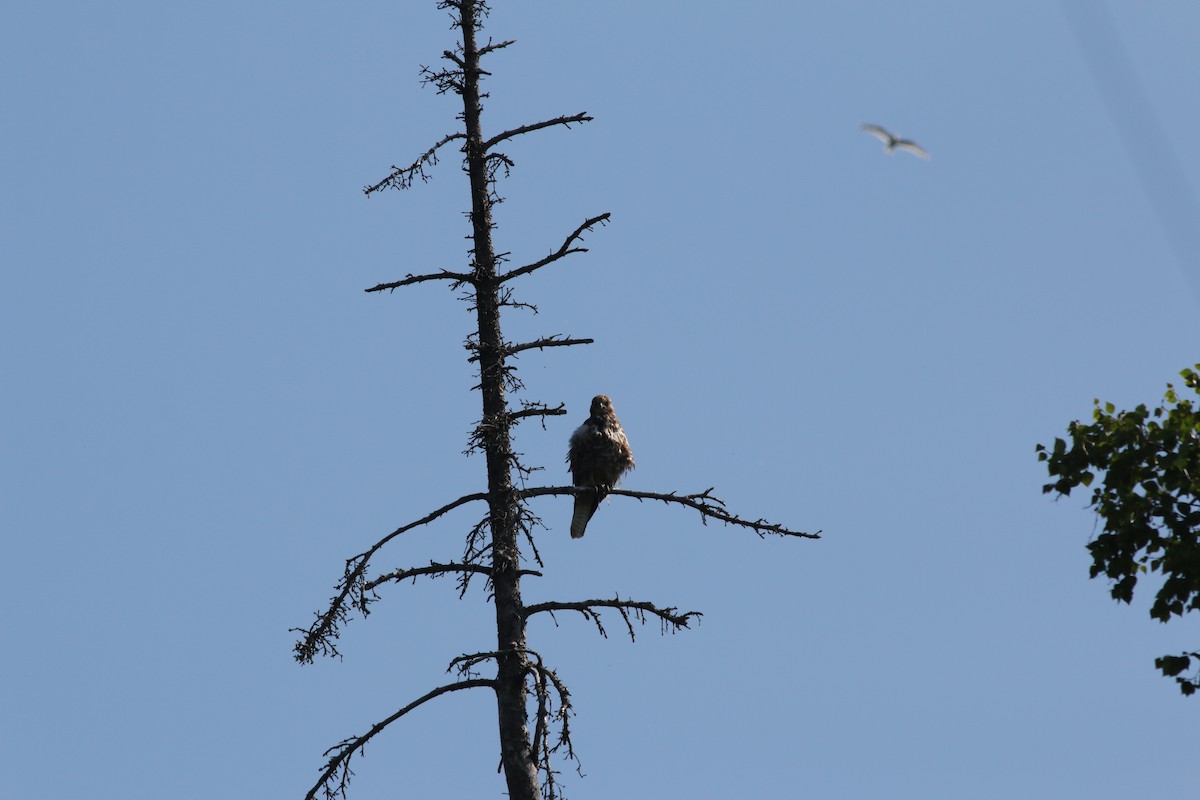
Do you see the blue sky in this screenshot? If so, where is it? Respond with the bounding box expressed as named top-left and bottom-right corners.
top-left (3, 2), bottom-right (1198, 798)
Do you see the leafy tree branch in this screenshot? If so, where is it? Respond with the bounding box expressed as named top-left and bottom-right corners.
top-left (1039, 364), bottom-right (1200, 695)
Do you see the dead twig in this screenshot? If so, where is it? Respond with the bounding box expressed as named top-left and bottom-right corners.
top-left (499, 213), bottom-right (611, 282)
top-left (484, 112), bottom-right (593, 151)
top-left (364, 132), bottom-right (467, 196)
top-left (291, 492), bottom-right (488, 664)
top-left (365, 268), bottom-right (474, 294)
top-left (306, 678), bottom-right (495, 800)
top-left (525, 596), bottom-right (701, 640)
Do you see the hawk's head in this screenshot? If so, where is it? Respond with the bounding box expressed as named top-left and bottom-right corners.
top-left (590, 395), bottom-right (614, 419)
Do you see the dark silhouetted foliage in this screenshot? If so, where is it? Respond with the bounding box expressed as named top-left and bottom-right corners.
top-left (1039, 365), bottom-right (1200, 696)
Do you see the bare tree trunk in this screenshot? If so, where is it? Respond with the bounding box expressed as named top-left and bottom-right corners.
top-left (457, 2), bottom-right (540, 798)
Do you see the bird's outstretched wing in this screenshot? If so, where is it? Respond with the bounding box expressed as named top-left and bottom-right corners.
top-left (894, 139), bottom-right (932, 160)
top-left (860, 123), bottom-right (894, 144)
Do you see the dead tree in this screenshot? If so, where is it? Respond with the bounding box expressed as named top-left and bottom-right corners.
top-left (292, 3), bottom-right (819, 799)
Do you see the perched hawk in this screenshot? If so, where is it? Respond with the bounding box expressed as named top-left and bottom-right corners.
top-left (566, 394), bottom-right (634, 538)
top-left (860, 123), bottom-right (931, 160)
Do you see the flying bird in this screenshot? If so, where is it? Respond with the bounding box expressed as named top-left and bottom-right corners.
top-left (566, 394), bottom-right (634, 539)
top-left (860, 123), bottom-right (931, 160)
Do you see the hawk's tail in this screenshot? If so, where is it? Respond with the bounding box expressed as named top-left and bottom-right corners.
top-left (570, 489), bottom-right (604, 539)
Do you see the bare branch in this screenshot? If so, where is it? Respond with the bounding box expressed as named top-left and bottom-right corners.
top-left (419, 63), bottom-right (464, 96)
top-left (364, 268), bottom-right (474, 294)
top-left (510, 402), bottom-right (567, 423)
top-left (524, 596), bottom-right (701, 640)
top-left (291, 492), bottom-right (488, 664)
top-left (306, 679), bottom-right (495, 800)
top-left (466, 402), bottom-right (565, 460)
top-left (460, 514), bottom-right (492, 575)
top-left (520, 486), bottom-right (821, 539)
top-left (506, 336), bottom-right (595, 359)
top-left (366, 560), bottom-right (543, 594)
top-left (514, 503), bottom-right (547, 570)
top-left (467, 335), bottom-right (594, 363)
top-left (524, 650), bottom-right (576, 798)
top-left (497, 285), bottom-right (538, 312)
top-left (485, 151), bottom-right (514, 187)
top-left (363, 132), bottom-right (467, 196)
top-left (498, 213), bottom-right (611, 282)
top-left (484, 112), bottom-right (593, 151)
top-left (479, 38), bottom-right (515, 57)
top-left (447, 649), bottom-right (503, 678)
